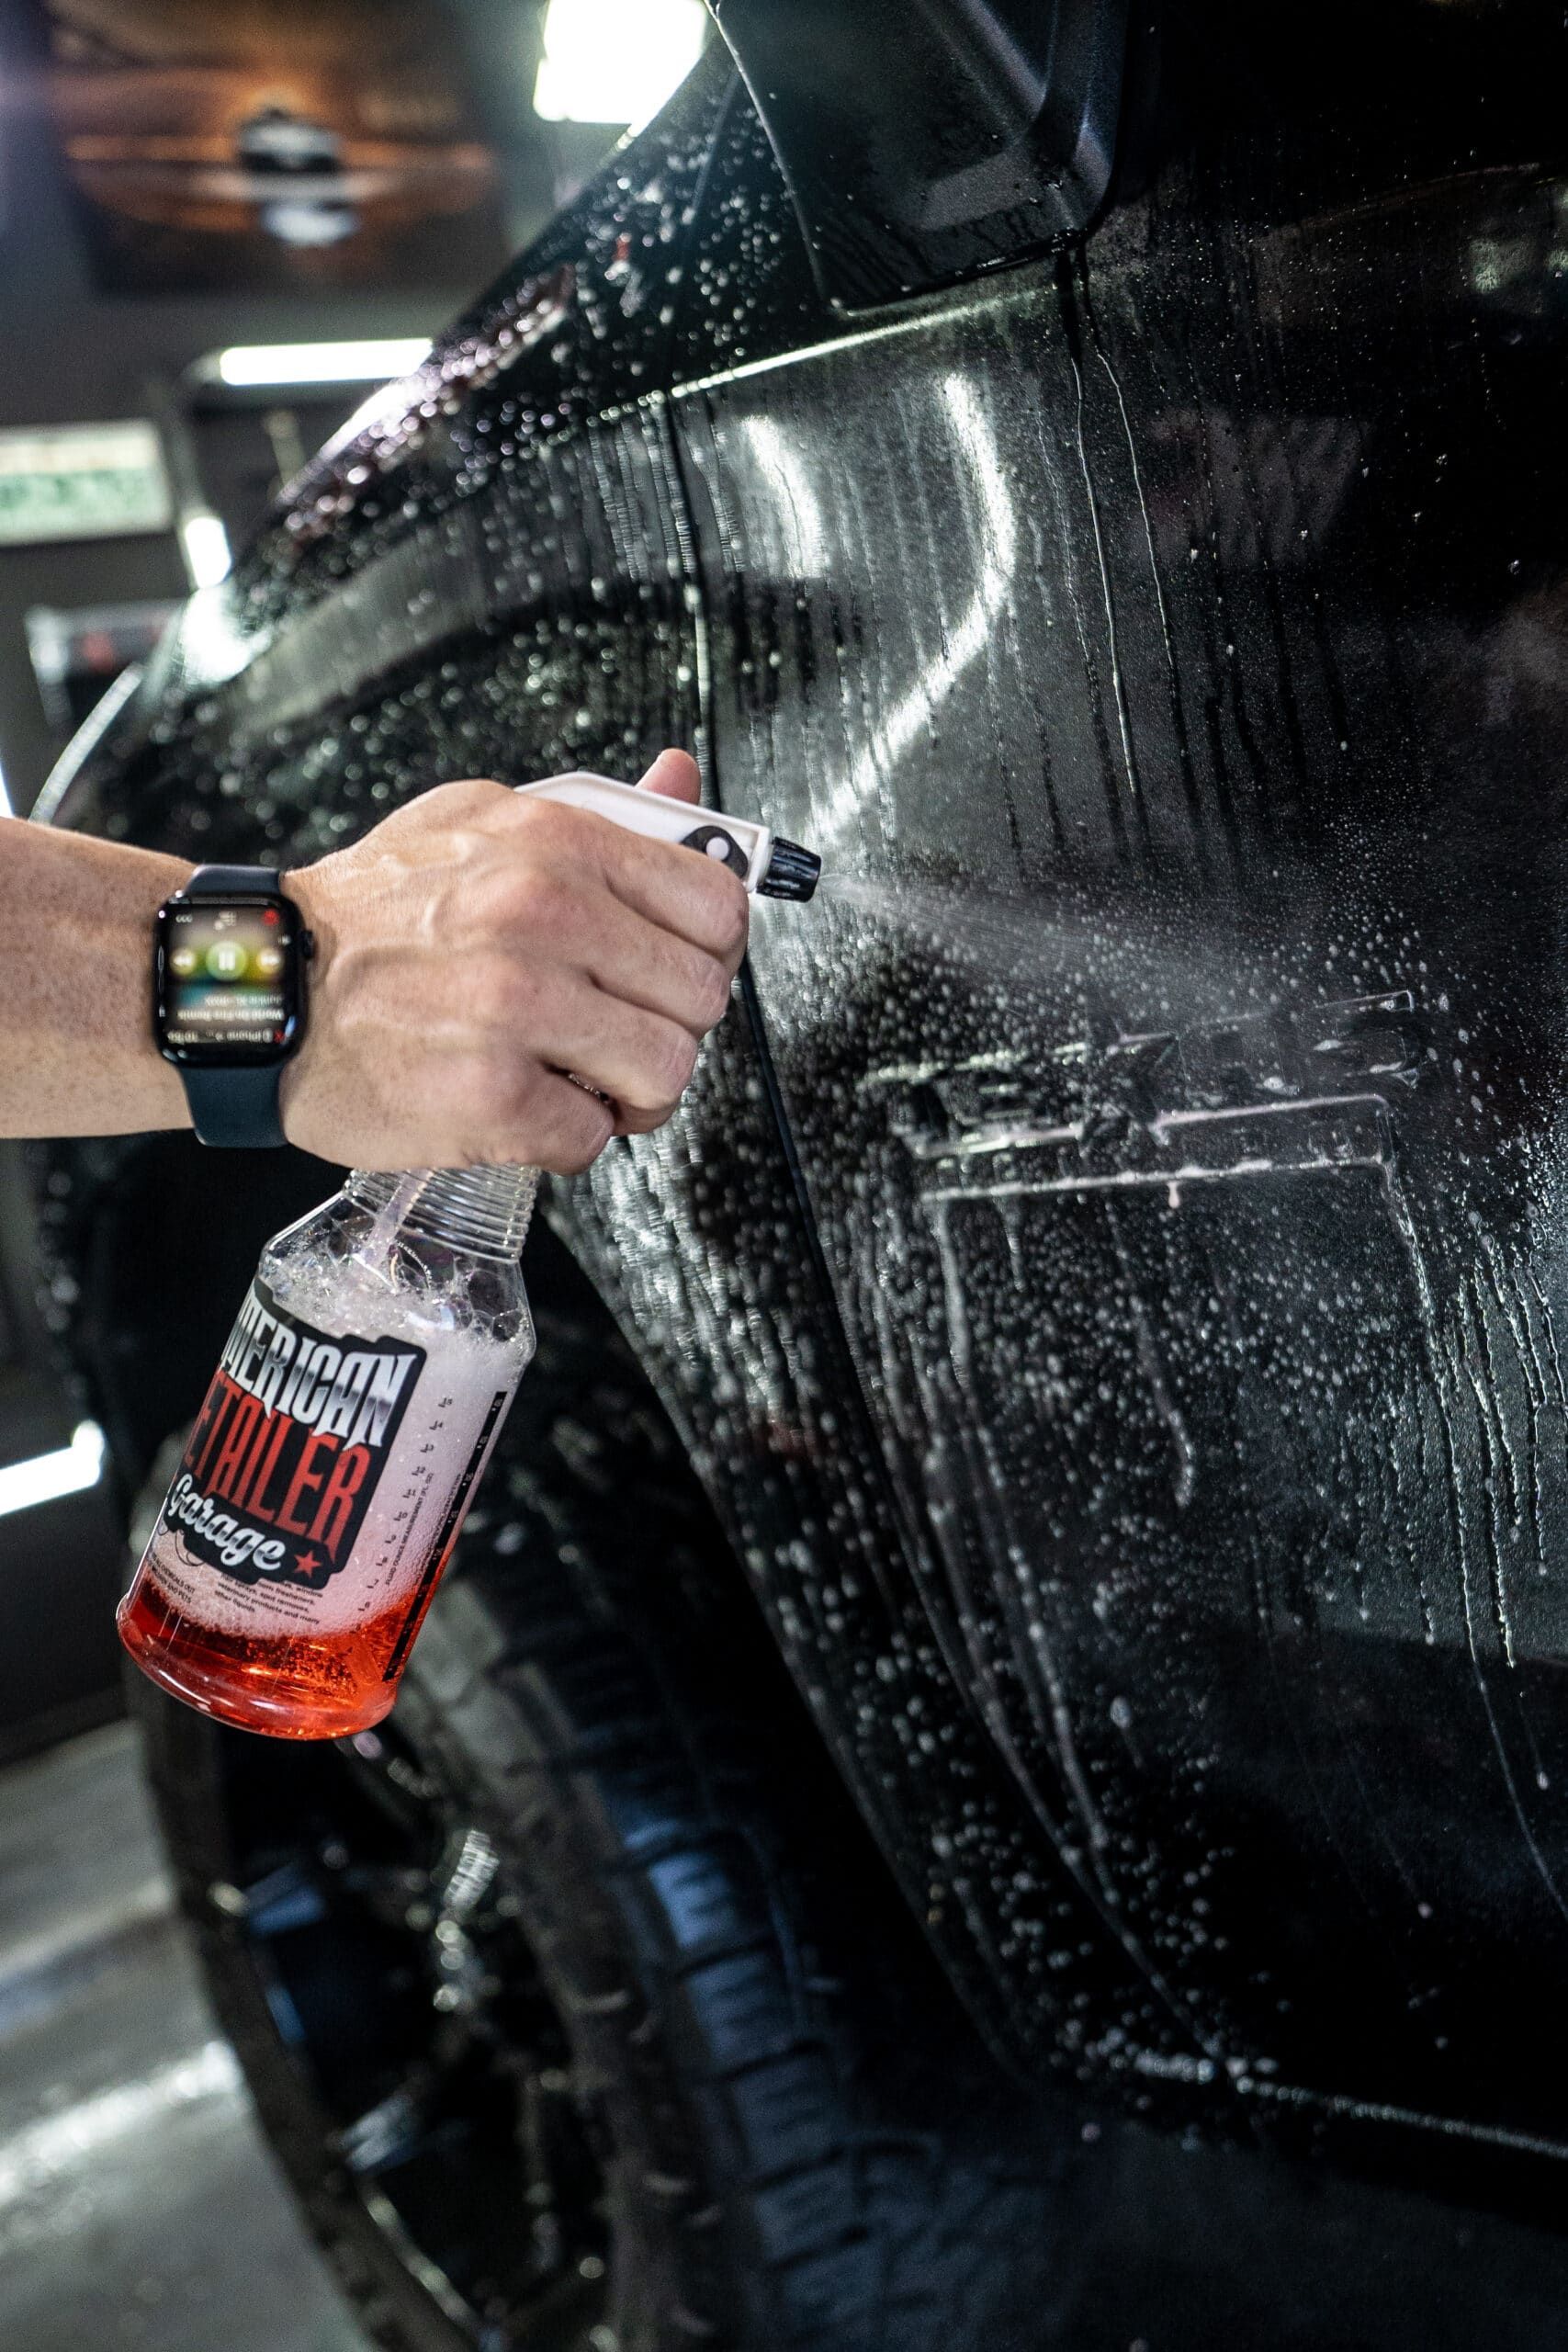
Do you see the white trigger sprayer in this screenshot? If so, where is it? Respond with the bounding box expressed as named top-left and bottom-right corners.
top-left (119, 774), bottom-right (820, 1739)
top-left (517, 770), bottom-right (821, 899)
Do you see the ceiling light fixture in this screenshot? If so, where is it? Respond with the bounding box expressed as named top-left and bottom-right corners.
top-left (532, 0), bottom-right (707, 130)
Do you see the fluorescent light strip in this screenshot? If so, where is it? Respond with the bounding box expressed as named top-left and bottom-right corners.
top-left (0, 1423), bottom-right (106, 1520)
top-left (214, 339), bottom-right (432, 389)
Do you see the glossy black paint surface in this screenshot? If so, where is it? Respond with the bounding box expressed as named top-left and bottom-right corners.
top-left (709, 0), bottom-right (1128, 308)
top-left (39, 3), bottom-right (1568, 2182)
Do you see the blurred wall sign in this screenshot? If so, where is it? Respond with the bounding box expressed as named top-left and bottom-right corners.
top-left (0, 422), bottom-right (174, 546)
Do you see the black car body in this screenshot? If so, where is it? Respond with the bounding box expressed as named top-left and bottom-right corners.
top-left (31, 0), bottom-right (1568, 2338)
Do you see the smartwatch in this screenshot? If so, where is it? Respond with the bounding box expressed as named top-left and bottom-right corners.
top-left (153, 865), bottom-right (312, 1148)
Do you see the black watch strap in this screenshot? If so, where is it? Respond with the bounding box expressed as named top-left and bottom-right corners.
top-left (182, 1063), bottom-right (288, 1149)
top-left (177, 865), bottom-right (290, 1148)
top-left (184, 864), bottom-right (284, 897)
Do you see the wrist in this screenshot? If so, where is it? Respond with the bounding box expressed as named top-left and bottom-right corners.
top-left (279, 863), bottom-right (331, 967)
top-left (276, 863), bottom-right (330, 1150)
top-left (142, 857), bottom-right (198, 1129)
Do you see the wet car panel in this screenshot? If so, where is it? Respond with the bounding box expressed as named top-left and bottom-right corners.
top-left (668, 6), bottom-right (1568, 2151)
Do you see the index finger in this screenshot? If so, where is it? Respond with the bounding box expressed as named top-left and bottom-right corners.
top-left (594, 820), bottom-right (750, 967)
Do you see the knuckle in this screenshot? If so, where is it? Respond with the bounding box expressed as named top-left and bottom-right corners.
top-left (542, 1102), bottom-right (614, 1175)
top-left (651, 1022), bottom-right (699, 1101)
top-left (468, 1049), bottom-right (530, 1133)
top-left (502, 859), bottom-right (570, 933)
top-left (711, 877), bottom-right (750, 958)
top-left (700, 959), bottom-right (734, 1028)
top-left (468, 953), bottom-right (528, 1031)
top-left (451, 823), bottom-right (492, 872)
top-left (515, 798), bottom-right (593, 862)
top-left (672, 944), bottom-right (729, 1030)
top-left (436, 775), bottom-right (511, 821)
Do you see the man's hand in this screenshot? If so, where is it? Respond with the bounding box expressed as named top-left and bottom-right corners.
top-left (280, 751), bottom-right (749, 1172)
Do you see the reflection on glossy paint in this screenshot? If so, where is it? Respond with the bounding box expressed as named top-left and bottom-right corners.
top-left (817, 371), bottom-right (1017, 854)
top-left (737, 414), bottom-right (829, 578)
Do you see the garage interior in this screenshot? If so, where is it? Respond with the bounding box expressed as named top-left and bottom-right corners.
top-left (4, 5), bottom-right (1568, 2349)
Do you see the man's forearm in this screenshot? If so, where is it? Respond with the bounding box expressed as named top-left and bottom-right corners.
top-left (0, 819), bottom-right (194, 1138)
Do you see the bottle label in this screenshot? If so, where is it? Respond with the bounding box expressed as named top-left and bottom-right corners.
top-left (380, 1383), bottom-right (510, 1679)
top-left (160, 1278), bottom-right (426, 1595)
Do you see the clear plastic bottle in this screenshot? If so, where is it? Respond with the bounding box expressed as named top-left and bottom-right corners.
top-left (118, 1165), bottom-right (537, 1739)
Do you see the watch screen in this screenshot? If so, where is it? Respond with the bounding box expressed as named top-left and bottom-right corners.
top-left (162, 903), bottom-right (295, 1054)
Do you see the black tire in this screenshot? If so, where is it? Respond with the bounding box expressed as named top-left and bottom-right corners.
top-left (132, 1252), bottom-right (1098, 2352)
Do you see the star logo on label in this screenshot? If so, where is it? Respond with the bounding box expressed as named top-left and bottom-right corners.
top-left (295, 1549), bottom-right (323, 1577)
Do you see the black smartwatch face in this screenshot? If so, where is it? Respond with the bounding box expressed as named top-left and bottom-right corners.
top-left (155, 896), bottom-right (303, 1066)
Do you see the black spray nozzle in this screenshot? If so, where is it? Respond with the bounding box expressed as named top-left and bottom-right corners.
top-left (760, 837), bottom-right (821, 901)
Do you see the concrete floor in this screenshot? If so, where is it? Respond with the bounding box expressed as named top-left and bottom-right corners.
top-left (0, 1719), bottom-right (370, 2352)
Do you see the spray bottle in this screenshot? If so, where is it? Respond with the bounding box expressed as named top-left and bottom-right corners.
top-left (118, 774), bottom-right (819, 1740)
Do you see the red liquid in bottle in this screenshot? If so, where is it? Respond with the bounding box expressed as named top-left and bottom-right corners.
top-left (118, 1566), bottom-right (451, 1740)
